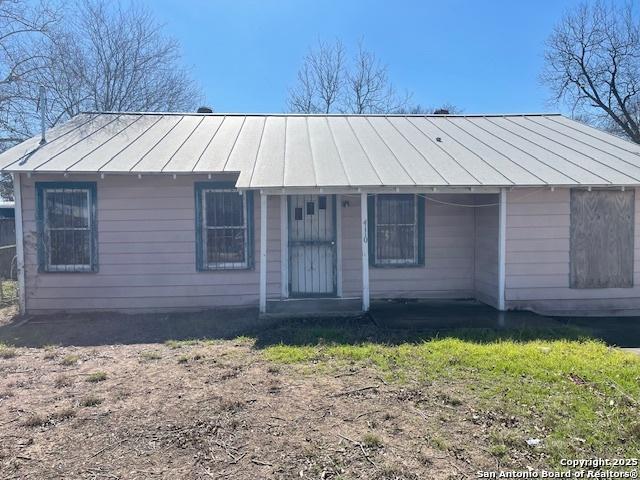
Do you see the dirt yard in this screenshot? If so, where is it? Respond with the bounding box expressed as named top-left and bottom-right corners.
top-left (0, 340), bottom-right (480, 479)
top-left (1, 308), bottom-right (639, 479)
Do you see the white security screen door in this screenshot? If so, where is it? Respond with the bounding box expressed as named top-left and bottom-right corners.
top-left (288, 195), bottom-right (337, 297)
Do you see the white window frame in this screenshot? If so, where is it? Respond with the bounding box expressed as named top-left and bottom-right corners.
top-left (374, 194), bottom-right (419, 266)
top-left (43, 188), bottom-right (93, 272)
top-left (202, 188), bottom-right (249, 270)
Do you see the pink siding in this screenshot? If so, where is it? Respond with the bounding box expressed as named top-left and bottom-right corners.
top-left (20, 175), bottom-right (499, 313)
top-left (506, 188), bottom-right (640, 315)
top-left (367, 194), bottom-right (476, 299)
top-left (340, 194), bottom-right (362, 298)
top-left (474, 195), bottom-right (499, 308)
top-left (20, 174), bottom-right (281, 313)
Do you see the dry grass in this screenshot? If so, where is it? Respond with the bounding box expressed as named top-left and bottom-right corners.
top-left (80, 395), bottom-right (102, 407)
top-left (0, 319), bottom-right (638, 479)
top-left (60, 354), bottom-right (79, 366)
top-left (85, 371), bottom-right (107, 383)
top-left (0, 342), bottom-right (16, 358)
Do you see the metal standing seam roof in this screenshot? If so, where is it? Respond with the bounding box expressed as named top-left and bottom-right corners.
top-left (2, 112), bottom-right (640, 188)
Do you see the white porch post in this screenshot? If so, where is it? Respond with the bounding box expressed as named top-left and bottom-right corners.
top-left (498, 188), bottom-right (507, 311)
top-left (361, 192), bottom-right (370, 311)
top-left (280, 193), bottom-right (288, 299)
top-left (13, 173), bottom-right (25, 314)
top-left (336, 194), bottom-right (343, 297)
top-left (259, 192), bottom-right (268, 314)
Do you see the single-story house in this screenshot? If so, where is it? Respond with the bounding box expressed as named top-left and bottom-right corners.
top-left (0, 112), bottom-right (638, 316)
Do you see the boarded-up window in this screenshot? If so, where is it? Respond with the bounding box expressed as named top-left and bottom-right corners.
top-left (570, 189), bottom-right (634, 288)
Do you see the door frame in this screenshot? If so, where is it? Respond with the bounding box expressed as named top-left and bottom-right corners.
top-left (287, 194), bottom-right (338, 298)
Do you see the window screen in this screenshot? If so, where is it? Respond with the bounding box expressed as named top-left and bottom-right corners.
top-left (36, 183), bottom-right (97, 272)
top-left (373, 194), bottom-right (421, 265)
top-left (570, 189), bottom-right (634, 288)
top-left (197, 185), bottom-right (252, 270)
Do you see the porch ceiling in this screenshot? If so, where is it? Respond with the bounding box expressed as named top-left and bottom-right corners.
top-left (2, 112), bottom-right (640, 188)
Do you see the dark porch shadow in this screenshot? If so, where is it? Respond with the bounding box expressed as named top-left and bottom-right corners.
top-left (0, 307), bottom-right (264, 348)
top-left (1, 299), bottom-right (639, 348)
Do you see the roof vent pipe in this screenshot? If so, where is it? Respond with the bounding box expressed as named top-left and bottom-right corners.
top-left (197, 106), bottom-right (213, 113)
top-left (38, 85), bottom-right (47, 145)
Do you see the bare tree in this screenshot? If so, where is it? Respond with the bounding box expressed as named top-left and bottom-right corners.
top-left (0, 0), bottom-right (202, 199)
top-left (0, 0), bottom-right (56, 149)
top-left (396, 102), bottom-right (463, 115)
top-left (345, 42), bottom-right (411, 114)
top-left (288, 40), bottom-right (345, 113)
top-left (0, 0), bottom-right (57, 199)
top-left (287, 39), bottom-right (410, 114)
top-left (33, 0), bottom-right (202, 125)
top-left (543, 1), bottom-right (640, 143)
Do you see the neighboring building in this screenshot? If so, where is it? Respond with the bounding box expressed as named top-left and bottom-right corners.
top-left (0, 112), bottom-right (638, 316)
top-left (0, 201), bottom-right (15, 219)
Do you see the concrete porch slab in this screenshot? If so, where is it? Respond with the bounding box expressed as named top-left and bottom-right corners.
top-left (369, 299), bottom-right (560, 330)
top-left (265, 297), bottom-right (362, 317)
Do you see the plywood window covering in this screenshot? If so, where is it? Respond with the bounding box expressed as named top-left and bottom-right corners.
top-left (368, 194), bottom-right (425, 267)
top-left (36, 182), bottom-right (98, 273)
top-left (570, 189), bottom-right (634, 289)
top-left (195, 182), bottom-right (254, 271)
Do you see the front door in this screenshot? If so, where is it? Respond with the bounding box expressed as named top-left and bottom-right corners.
top-left (289, 195), bottom-right (337, 297)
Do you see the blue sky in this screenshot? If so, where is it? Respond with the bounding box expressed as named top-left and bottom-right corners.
top-left (147, 0), bottom-right (590, 114)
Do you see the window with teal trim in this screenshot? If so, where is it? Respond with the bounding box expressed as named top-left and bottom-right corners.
top-left (368, 194), bottom-right (425, 267)
top-left (195, 183), bottom-right (253, 270)
top-left (36, 182), bottom-right (98, 272)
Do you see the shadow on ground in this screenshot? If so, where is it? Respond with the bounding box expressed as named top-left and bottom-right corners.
top-left (1, 300), bottom-right (639, 348)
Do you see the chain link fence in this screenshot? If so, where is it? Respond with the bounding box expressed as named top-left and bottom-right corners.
top-left (0, 278), bottom-right (17, 307)
top-left (0, 217), bottom-right (17, 308)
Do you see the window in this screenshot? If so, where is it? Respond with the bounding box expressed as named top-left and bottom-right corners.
top-left (195, 183), bottom-right (253, 270)
top-left (36, 182), bottom-right (97, 272)
top-left (368, 194), bottom-right (425, 266)
top-left (570, 189), bottom-right (634, 288)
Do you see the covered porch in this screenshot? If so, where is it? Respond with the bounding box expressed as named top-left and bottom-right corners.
top-left (257, 187), bottom-right (507, 316)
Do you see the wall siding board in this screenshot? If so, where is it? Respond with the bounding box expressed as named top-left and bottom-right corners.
top-left (22, 174), bottom-right (281, 313)
top-left (474, 194), bottom-right (499, 308)
top-left (368, 194), bottom-right (476, 299)
top-left (506, 187), bottom-right (640, 314)
top-left (26, 174), bottom-right (638, 315)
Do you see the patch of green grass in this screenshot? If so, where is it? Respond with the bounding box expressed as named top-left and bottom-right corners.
top-left (86, 371), bottom-right (107, 382)
top-left (41, 344), bottom-right (61, 360)
top-left (0, 281), bottom-right (17, 306)
top-left (164, 339), bottom-right (201, 349)
top-left (263, 336), bottom-right (640, 465)
top-left (362, 432), bottom-right (383, 448)
top-left (489, 444), bottom-right (508, 458)
top-left (80, 395), bottom-right (102, 407)
top-left (165, 338), bottom-right (226, 349)
top-left (437, 392), bottom-right (463, 407)
top-left (61, 354), bottom-right (79, 366)
top-left (140, 350), bottom-right (162, 361)
top-left (0, 343), bottom-right (16, 359)
top-left (233, 335), bottom-right (254, 345)
top-left (177, 355), bottom-right (189, 364)
top-left (427, 434), bottom-right (449, 451)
